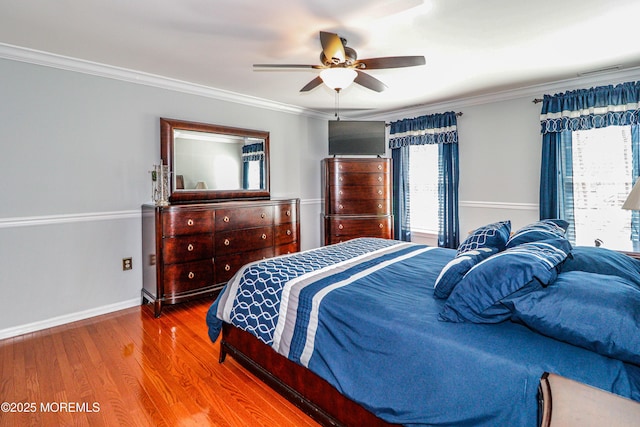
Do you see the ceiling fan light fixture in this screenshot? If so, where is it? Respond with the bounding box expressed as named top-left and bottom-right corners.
top-left (320, 68), bottom-right (357, 90)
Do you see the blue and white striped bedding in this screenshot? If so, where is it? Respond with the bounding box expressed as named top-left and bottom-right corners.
top-left (209, 238), bottom-right (427, 362)
top-left (206, 238), bottom-right (640, 426)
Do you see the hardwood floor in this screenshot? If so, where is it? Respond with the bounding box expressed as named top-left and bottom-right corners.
top-left (0, 299), bottom-right (319, 427)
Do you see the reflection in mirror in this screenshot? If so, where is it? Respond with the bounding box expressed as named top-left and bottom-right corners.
top-left (160, 118), bottom-right (270, 203)
top-left (173, 130), bottom-right (265, 191)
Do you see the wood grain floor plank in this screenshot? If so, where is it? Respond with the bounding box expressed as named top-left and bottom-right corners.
top-left (0, 300), bottom-right (318, 427)
top-left (0, 338), bottom-right (15, 427)
top-left (161, 302), bottom-right (309, 426)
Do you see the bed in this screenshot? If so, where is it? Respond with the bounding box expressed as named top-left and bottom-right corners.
top-left (206, 220), bottom-right (640, 426)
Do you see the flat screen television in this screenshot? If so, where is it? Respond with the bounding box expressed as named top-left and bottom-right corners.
top-left (328, 120), bottom-right (386, 156)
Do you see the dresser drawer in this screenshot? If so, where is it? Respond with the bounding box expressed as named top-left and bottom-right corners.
top-left (215, 206), bottom-right (274, 231)
top-left (163, 260), bottom-right (214, 296)
top-left (143, 199), bottom-right (300, 317)
top-left (329, 199), bottom-right (391, 215)
top-left (162, 235), bottom-right (213, 264)
top-left (331, 185), bottom-right (388, 201)
top-left (274, 223), bottom-right (298, 246)
top-left (163, 209), bottom-right (212, 236)
top-left (326, 216), bottom-right (393, 239)
top-left (216, 226), bottom-right (273, 254)
top-left (328, 172), bottom-right (388, 187)
top-left (274, 202), bottom-right (297, 224)
top-left (216, 247), bottom-right (275, 283)
top-left (275, 242), bottom-right (299, 256)
top-left (328, 160), bottom-right (389, 174)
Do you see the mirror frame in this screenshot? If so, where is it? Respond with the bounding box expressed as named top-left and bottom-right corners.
top-left (160, 118), bottom-right (270, 203)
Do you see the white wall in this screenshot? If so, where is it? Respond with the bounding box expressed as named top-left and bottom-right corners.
top-left (3, 49), bottom-right (640, 338)
top-left (0, 56), bottom-right (327, 338)
top-left (374, 68), bottom-right (640, 240)
top-left (456, 97), bottom-right (542, 234)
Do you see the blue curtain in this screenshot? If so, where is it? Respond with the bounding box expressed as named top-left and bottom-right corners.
top-left (539, 81), bottom-right (640, 248)
top-left (438, 142), bottom-right (459, 248)
top-left (242, 142), bottom-right (264, 189)
top-left (392, 145), bottom-right (411, 241)
top-left (389, 111), bottom-right (460, 248)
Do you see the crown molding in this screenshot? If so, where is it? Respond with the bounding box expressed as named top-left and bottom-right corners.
top-left (4, 42), bottom-right (640, 122)
top-left (362, 66), bottom-right (640, 121)
top-left (0, 43), bottom-right (328, 118)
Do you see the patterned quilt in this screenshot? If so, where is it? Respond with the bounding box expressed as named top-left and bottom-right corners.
top-left (208, 237), bottom-right (420, 363)
top-left (206, 238), bottom-right (640, 426)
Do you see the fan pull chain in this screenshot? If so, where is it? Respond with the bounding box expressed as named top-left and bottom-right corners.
top-left (334, 88), bottom-right (341, 121)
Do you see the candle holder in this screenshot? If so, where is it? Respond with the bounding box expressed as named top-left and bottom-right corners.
top-left (151, 164), bottom-right (170, 206)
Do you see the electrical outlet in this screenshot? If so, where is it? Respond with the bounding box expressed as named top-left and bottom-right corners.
top-left (122, 257), bottom-right (133, 271)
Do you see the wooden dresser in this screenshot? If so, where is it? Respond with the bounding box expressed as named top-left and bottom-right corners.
top-left (142, 198), bottom-right (300, 316)
top-left (322, 158), bottom-right (393, 245)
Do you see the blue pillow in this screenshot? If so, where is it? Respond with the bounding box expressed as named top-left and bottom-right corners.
top-left (457, 220), bottom-right (511, 255)
top-left (439, 238), bottom-right (572, 323)
top-left (560, 246), bottom-right (640, 289)
top-left (503, 271), bottom-right (640, 365)
top-left (505, 219), bottom-right (569, 249)
top-left (433, 247), bottom-right (497, 299)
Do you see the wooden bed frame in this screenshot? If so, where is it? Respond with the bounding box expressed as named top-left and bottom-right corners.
top-left (219, 323), bottom-right (398, 427)
top-left (218, 250), bottom-right (640, 426)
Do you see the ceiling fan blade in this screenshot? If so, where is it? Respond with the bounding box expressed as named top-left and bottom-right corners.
top-left (300, 76), bottom-right (324, 92)
top-left (354, 70), bottom-right (387, 92)
top-left (357, 56), bottom-right (426, 69)
top-left (253, 64), bottom-right (322, 69)
top-left (319, 31), bottom-right (345, 64)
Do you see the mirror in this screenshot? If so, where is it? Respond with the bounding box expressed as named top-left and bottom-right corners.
top-left (161, 118), bottom-right (270, 203)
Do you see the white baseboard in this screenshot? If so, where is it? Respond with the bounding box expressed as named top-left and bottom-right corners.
top-left (0, 298), bottom-right (141, 340)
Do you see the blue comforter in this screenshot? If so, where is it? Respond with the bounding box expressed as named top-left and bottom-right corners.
top-left (207, 238), bottom-right (640, 426)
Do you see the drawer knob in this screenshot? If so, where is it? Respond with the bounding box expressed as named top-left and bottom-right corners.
top-left (338, 164), bottom-right (343, 169)
top-left (286, 229), bottom-right (292, 236)
top-left (261, 233), bottom-right (267, 240)
top-left (339, 190), bottom-right (343, 195)
top-left (224, 238), bottom-right (230, 246)
top-left (378, 190), bottom-right (383, 195)
top-left (188, 272), bottom-right (195, 279)
top-left (187, 219), bottom-right (194, 226)
top-left (379, 223), bottom-right (384, 228)
top-left (261, 212), bottom-right (267, 219)
top-left (339, 176), bottom-right (343, 181)
top-left (224, 264), bottom-right (231, 271)
top-left (338, 204), bottom-right (343, 210)
top-left (338, 224), bottom-right (344, 230)
top-left (378, 176), bottom-right (383, 182)
top-left (377, 164), bottom-right (383, 170)
top-left (187, 244), bottom-right (194, 251)
top-left (223, 216), bottom-right (230, 222)
top-left (286, 210), bottom-right (291, 216)
top-left (378, 204), bottom-right (383, 209)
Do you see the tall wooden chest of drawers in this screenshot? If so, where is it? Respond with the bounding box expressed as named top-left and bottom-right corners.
top-left (322, 158), bottom-right (393, 245)
top-left (142, 198), bottom-right (299, 316)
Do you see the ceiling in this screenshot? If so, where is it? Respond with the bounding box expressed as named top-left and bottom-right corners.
top-left (3, 0), bottom-right (640, 117)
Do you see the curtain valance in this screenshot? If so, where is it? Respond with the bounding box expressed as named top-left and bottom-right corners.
top-left (389, 111), bottom-right (458, 148)
top-left (242, 142), bottom-right (264, 162)
top-left (540, 81), bottom-right (640, 134)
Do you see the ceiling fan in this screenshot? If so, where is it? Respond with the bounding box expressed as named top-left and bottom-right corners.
top-left (254, 31), bottom-right (426, 93)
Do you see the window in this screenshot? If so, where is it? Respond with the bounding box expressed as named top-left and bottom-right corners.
top-left (246, 160), bottom-right (262, 189)
top-left (409, 144), bottom-right (439, 234)
top-left (570, 126), bottom-right (633, 250)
